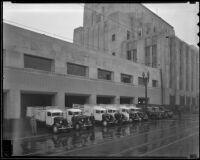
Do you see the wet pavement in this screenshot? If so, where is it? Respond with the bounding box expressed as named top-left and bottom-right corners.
top-left (6, 114), bottom-right (199, 158)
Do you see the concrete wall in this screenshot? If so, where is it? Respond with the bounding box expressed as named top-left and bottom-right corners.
top-left (3, 23), bottom-right (162, 119)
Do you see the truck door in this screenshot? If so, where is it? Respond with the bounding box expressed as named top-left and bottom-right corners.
top-left (46, 112), bottom-right (53, 126)
top-left (67, 111), bottom-right (73, 123)
top-left (95, 110), bottom-right (102, 121)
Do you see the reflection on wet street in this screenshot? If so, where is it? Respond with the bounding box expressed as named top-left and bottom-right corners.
top-left (12, 115), bottom-right (199, 158)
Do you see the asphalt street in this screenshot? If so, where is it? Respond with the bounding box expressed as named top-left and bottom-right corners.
top-left (11, 114), bottom-right (199, 158)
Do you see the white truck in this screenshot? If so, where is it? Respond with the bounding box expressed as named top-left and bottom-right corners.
top-left (103, 105), bottom-right (127, 124)
top-left (62, 107), bottom-right (93, 130)
top-left (26, 106), bottom-right (70, 133)
top-left (118, 105), bottom-right (132, 123)
top-left (83, 105), bottom-right (114, 127)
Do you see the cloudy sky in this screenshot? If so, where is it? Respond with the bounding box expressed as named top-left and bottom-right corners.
top-left (3, 2), bottom-right (199, 48)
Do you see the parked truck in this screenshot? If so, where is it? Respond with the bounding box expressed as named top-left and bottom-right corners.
top-left (103, 105), bottom-right (127, 124)
top-left (127, 105), bottom-right (148, 121)
top-left (118, 105), bottom-right (132, 123)
top-left (26, 106), bottom-right (70, 134)
top-left (63, 107), bottom-right (93, 130)
top-left (83, 105), bottom-right (115, 127)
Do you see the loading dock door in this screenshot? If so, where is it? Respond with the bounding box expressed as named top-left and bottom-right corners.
top-left (65, 95), bottom-right (89, 108)
top-left (97, 96), bottom-right (114, 104)
top-left (120, 97), bottom-right (133, 104)
top-left (21, 93), bottom-right (54, 118)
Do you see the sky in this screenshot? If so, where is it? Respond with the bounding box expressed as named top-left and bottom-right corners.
top-left (3, 2), bottom-right (199, 48)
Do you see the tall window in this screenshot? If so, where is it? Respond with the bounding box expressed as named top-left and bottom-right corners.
top-left (98, 69), bottom-right (113, 80)
top-left (180, 96), bottom-right (185, 105)
top-left (112, 34), bottom-right (115, 41)
top-left (138, 77), bottom-right (144, 85)
top-left (127, 50), bottom-right (132, 60)
top-left (132, 49), bottom-right (137, 62)
top-left (152, 80), bottom-right (158, 87)
top-left (170, 95), bottom-right (175, 105)
top-left (121, 74), bottom-right (132, 84)
top-left (127, 31), bottom-right (130, 40)
top-left (145, 46), bottom-right (151, 66)
top-left (24, 54), bottom-right (53, 72)
top-left (152, 44), bottom-right (157, 68)
top-left (67, 63), bottom-right (88, 77)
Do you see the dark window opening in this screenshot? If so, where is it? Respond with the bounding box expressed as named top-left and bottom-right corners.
top-left (121, 74), bottom-right (132, 84)
top-left (24, 54), bottom-right (53, 72)
top-left (127, 31), bottom-right (130, 40)
top-left (132, 49), bottom-right (137, 62)
top-left (98, 69), bottom-right (113, 80)
top-left (112, 34), bottom-right (115, 41)
top-left (152, 44), bottom-right (157, 68)
top-left (127, 50), bottom-right (131, 60)
top-left (112, 52), bottom-right (116, 56)
top-left (138, 77), bottom-right (144, 85)
top-left (145, 46), bottom-right (151, 66)
top-left (152, 80), bottom-right (158, 87)
top-left (67, 63), bottom-right (88, 77)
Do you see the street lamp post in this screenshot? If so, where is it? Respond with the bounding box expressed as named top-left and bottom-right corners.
top-left (142, 71), bottom-right (150, 110)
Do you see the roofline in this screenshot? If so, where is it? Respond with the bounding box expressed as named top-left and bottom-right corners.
top-left (141, 4), bottom-right (174, 29)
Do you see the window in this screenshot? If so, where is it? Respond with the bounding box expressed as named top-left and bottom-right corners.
top-left (138, 97), bottom-right (149, 104)
top-left (170, 95), bottom-right (175, 105)
top-left (112, 52), bottom-right (116, 56)
top-left (67, 63), bottom-right (88, 77)
top-left (132, 49), bottom-right (137, 62)
top-left (127, 50), bottom-right (131, 60)
top-left (96, 110), bottom-right (100, 114)
top-left (138, 28), bottom-right (142, 37)
top-left (127, 31), bottom-right (130, 40)
top-left (68, 111), bottom-right (73, 115)
top-left (180, 96), bottom-right (185, 105)
top-left (152, 80), bottom-right (158, 87)
top-left (112, 34), bottom-right (115, 41)
top-left (108, 110), bottom-right (112, 113)
top-left (153, 26), bottom-right (156, 32)
top-left (145, 46), bottom-right (151, 66)
top-left (121, 74), bottom-right (132, 84)
top-left (98, 69), bottom-right (113, 80)
top-left (24, 54), bottom-right (53, 72)
top-left (138, 77), bottom-right (144, 85)
top-left (152, 45), bottom-right (157, 68)
top-left (47, 112), bottom-right (51, 116)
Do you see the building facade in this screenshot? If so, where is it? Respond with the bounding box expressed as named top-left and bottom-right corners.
top-left (3, 3), bottom-right (199, 119)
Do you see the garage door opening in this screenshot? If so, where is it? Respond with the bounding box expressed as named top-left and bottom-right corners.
top-left (97, 96), bottom-right (114, 104)
top-left (65, 94), bottom-right (89, 108)
top-left (21, 93), bottom-right (54, 118)
top-left (120, 97), bottom-right (134, 104)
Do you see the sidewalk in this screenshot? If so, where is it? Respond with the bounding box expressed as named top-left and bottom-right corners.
top-left (3, 118), bottom-right (50, 140)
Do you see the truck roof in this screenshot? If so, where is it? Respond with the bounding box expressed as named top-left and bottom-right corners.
top-left (66, 108), bottom-right (82, 112)
top-left (120, 105), bottom-right (130, 109)
top-left (105, 106), bottom-right (118, 110)
top-left (47, 108), bottom-right (63, 113)
top-left (93, 106), bottom-right (107, 111)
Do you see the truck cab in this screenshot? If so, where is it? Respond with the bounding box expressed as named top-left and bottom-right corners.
top-left (128, 105), bottom-right (148, 121)
top-left (64, 108), bottom-right (93, 130)
top-left (83, 105), bottom-right (114, 127)
top-left (104, 105), bottom-right (126, 124)
top-left (119, 105), bottom-right (131, 122)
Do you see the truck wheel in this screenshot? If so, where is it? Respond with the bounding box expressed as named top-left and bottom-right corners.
top-left (102, 120), bottom-right (107, 127)
top-left (75, 123), bottom-right (80, 130)
top-left (53, 125), bottom-right (58, 134)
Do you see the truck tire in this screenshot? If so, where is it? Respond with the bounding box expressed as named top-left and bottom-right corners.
top-left (102, 120), bottom-right (107, 127)
top-left (53, 125), bottom-right (59, 134)
top-left (75, 123), bottom-right (80, 130)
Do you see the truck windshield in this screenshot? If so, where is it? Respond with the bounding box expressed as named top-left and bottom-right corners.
top-left (101, 110), bottom-right (105, 113)
top-left (73, 112), bottom-right (81, 115)
top-left (52, 112), bottom-right (63, 116)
